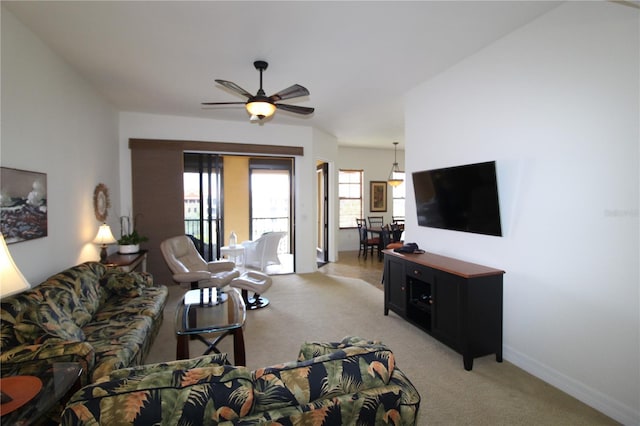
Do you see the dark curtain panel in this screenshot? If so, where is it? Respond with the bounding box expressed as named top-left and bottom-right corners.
top-left (131, 146), bottom-right (184, 286)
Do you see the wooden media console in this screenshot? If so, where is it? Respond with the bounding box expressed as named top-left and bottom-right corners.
top-left (383, 249), bottom-right (505, 371)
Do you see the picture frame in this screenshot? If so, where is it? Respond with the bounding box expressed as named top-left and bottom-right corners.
top-left (93, 183), bottom-right (111, 222)
top-left (0, 167), bottom-right (48, 243)
top-left (370, 181), bottom-right (387, 212)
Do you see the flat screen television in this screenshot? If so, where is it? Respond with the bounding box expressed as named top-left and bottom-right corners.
top-left (412, 161), bottom-right (502, 237)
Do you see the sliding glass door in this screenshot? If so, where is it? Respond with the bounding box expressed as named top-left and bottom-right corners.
top-left (182, 154), bottom-right (294, 267)
top-left (183, 153), bottom-right (223, 261)
top-left (249, 158), bottom-right (293, 254)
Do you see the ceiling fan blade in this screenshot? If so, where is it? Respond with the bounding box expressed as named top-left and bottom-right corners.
top-left (269, 84), bottom-right (310, 102)
top-left (215, 79), bottom-right (253, 98)
top-left (201, 101), bottom-right (246, 105)
top-left (276, 103), bottom-right (315, 115)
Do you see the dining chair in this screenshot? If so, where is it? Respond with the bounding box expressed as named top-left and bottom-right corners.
top-left (392, 216), bottom-right (405, 225)
top-left (390, 223), bottom-right (404, 242)
top-left (386, 229), bottom-right (405, 251)
top-left (356, 220), bottom-right (379, 259)
top-left (379, 226), bottom-right (392, 261)
top-left (367, 216), bottom-right (384, 229)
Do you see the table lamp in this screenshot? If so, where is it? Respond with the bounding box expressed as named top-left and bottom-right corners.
top-left (93, 223), bottom-right (117, 263)
top-left (0, 233), bottom-right (31, 406)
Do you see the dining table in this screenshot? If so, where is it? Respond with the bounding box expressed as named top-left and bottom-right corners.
top-left (367, 225), bottom-right (404, 260)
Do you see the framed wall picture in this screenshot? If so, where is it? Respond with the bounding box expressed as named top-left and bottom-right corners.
top-left (370, 181), bottom-right (387, 212)
top-left (0, 167), bottom-right (48, 243)
top-left (93, 183), bottom-right (110, 222)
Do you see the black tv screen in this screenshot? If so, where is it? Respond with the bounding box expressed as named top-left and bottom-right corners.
top-left (412, 161), bottom-right (502, 237)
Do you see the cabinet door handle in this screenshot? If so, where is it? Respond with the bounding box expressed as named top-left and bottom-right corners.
top-left (413, 269), bottom-right (421, 276)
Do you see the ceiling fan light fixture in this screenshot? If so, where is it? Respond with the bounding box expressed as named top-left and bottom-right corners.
top-left (387, 141), bottom-right (404, 187)
top-left (204, 61), bottom-right (313, 121)
top-left (246, 100), bottom-right (276, 118)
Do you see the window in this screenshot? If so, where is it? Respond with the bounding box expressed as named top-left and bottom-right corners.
top-left (392, 172), bottom-right (406, 218)
top-left (339, 170), bottom-right (363, 228)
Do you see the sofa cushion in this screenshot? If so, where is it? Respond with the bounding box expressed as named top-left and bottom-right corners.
top-left (252, 345), bottom-right (395, 413)
top-left (232, 383), bottom-right (414, 426)
top-left (63, 365), bottom-right (254, 425)
top-left (1, 290), bottom-right (43, 350)
top-left (99, 353), bottom-right (230, 382)
top-left (0, 340), bottom-right (96, 387)
top-left (14, 299), bottom-right (86, 343)
top-left (83, 314), bottom-right (154, 381)
top-left (298, 336), bottom-right (388, 360)
top-left (44, 262), bottom-right (106, 320)
top-left (95, 286), bottom-right (168, 322)
top-left (100, 270), bottom-right (148, 297)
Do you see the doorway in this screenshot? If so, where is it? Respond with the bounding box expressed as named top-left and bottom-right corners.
top-left (316, 162), bottom-right (329, 266)
top-left (249, 158), bottom-right (294, 273)
top-left (183, 153), bottom-right (295, 273)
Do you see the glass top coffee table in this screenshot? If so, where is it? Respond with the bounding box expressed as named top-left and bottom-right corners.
top-left (175, 287), bottom-right (247, 365)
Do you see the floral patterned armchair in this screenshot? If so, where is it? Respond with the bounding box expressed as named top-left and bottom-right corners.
top-left (60, 336), bottom-right (421, 425)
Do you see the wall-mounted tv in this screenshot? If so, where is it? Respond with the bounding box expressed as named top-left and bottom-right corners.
top-left (412, 161), bottom-right (502, 237)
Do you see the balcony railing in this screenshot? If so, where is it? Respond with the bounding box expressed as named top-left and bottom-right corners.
top-left (184, 218), bottom-right (205, 238)
top-left (252, 217), bottom-right (289, 253)
top-left (183, 217), bottom-right (289, 254)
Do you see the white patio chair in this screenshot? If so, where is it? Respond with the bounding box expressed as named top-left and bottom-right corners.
top-left (242, 231), bottom-right (287, 272)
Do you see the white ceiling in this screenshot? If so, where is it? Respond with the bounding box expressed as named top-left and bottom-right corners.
top-left (3, 1), bottom-right (563, 149)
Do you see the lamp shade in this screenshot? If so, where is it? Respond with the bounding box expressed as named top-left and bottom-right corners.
top-left (246, 100), bottom-right (276, 118)
top-left (0, 234), bottom-right (30, 298)
top-left (93, 224), bottom-right (117, 245)
top-left (388, 176), bottom-right (404, 187)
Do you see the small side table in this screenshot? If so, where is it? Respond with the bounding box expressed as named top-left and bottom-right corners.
top-left (220, 245), bottom-right (244, 266)
top-left (0, 361), bottom-right (83, 425)
top-left (105, 250), bottom-right (148, 272)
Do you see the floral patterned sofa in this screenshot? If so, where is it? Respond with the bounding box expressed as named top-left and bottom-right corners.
top-left (60, 336), bottom-right (421, 425)
top-left (0, 261), bottom-right (168, 386)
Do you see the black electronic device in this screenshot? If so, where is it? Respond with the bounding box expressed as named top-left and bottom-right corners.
top-left (412, 161), bottom-right (502, 237)
top-left (393, 243), bottom-right (421, 254)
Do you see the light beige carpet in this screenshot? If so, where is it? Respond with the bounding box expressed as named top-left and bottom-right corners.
top-left (147, 272), bottom-right (617, 425)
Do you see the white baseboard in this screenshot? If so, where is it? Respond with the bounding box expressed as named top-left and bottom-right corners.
top-left (503, 345), bottom-right (639, 425)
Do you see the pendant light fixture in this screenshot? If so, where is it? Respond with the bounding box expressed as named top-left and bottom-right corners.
top-left (387, 142), bottom-right (404, 187)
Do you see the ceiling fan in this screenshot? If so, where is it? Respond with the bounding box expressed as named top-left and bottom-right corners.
top-left (202, 60), bottom-right (314, 121)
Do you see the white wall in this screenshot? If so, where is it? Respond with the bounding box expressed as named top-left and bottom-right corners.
top-left (311, 127), bottom-right (340, 262)
top-left (118, 112), bottom-right (339, 273)
top-left (1, 4), bottom-right (341, 279)
top-left (1, 8), bottom-right (120, 284)
top-left (336, 146), bottom-right (405, 251)
top-left (404, 2), bottom-right (639, 424)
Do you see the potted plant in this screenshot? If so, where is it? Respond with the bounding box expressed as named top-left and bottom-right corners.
top-left (118, 215), bottom-right (148, 254)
